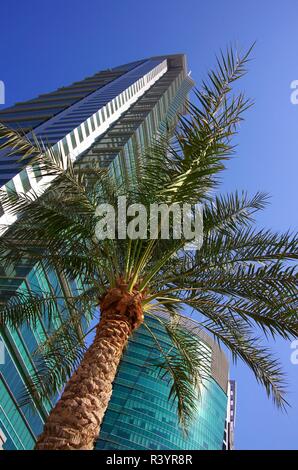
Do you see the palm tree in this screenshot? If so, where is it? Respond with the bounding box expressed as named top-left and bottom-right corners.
top-left (0, 47), bottom-right (297, 451)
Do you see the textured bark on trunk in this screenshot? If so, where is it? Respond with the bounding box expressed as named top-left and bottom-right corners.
top-left (35, 284), bottom-right (144, 450)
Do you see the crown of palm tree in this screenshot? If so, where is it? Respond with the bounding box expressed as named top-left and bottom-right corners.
top-left (0, 45), bottom-right (297, 436)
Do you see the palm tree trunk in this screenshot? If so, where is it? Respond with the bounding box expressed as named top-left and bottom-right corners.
top-left (35, 285), bottom-right (143, 450)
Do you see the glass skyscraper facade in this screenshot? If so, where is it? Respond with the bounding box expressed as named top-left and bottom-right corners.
top-left (0, 54), bottom-right (233, 450)
top-left (96, 315), bottom-right (229, 451)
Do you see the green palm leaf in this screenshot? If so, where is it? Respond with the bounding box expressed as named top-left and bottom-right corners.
top-left (1, 44), bottom-right (297, 435)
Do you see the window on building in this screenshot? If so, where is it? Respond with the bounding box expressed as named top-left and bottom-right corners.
top-left (5, 179), bottom-right (16, 196)
top-left (84, 122), bottom-right (90, 137)
top-left (62, 138), bottom-right (69, 156)
top-left (70, 132), bottom-right (77, 149)
top-left (90, 116), bottom-right (96, 132)
top-left (19, 169), bottom-right (31, 192)
top-left (31, 163), bottom-right (42, 182)
top-left (116, 429), bottom-right (130, 440)
top-left (78, 126), bottom-right (84, 143)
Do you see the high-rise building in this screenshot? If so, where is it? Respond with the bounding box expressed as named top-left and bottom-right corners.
top-left (223, 380), bottom-right (237, 450)
top-left (0, 55), bottom-right (234, 450)
top-left (96, 314), bottom-right (230, 450)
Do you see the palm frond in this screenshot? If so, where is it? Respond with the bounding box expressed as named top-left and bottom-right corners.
top-left (17, 317), bottom-right (95, 407)
top-left (143, 312), bottom-right (210, 431)
top-left (0, 122), bottom-right (40, 159)
top-left (1, 44), bottom-right (297, 431)
top-left (0, 290), bottom-right (60, 329)
top-left (203, 191), bottom-right (269, 235)
top-left (200, 312), bottom-right (288, 408)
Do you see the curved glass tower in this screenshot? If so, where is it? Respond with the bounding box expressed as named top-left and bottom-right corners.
top-left (0, 54), bottom-right (194, 450)
top-left (96, 315), bottom-right (229, 450)
top-left (0, 54), bottom-right (234, 450)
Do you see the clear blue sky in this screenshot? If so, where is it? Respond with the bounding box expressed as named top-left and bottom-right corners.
top-left (0, 0), bottom-right (297, 450)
